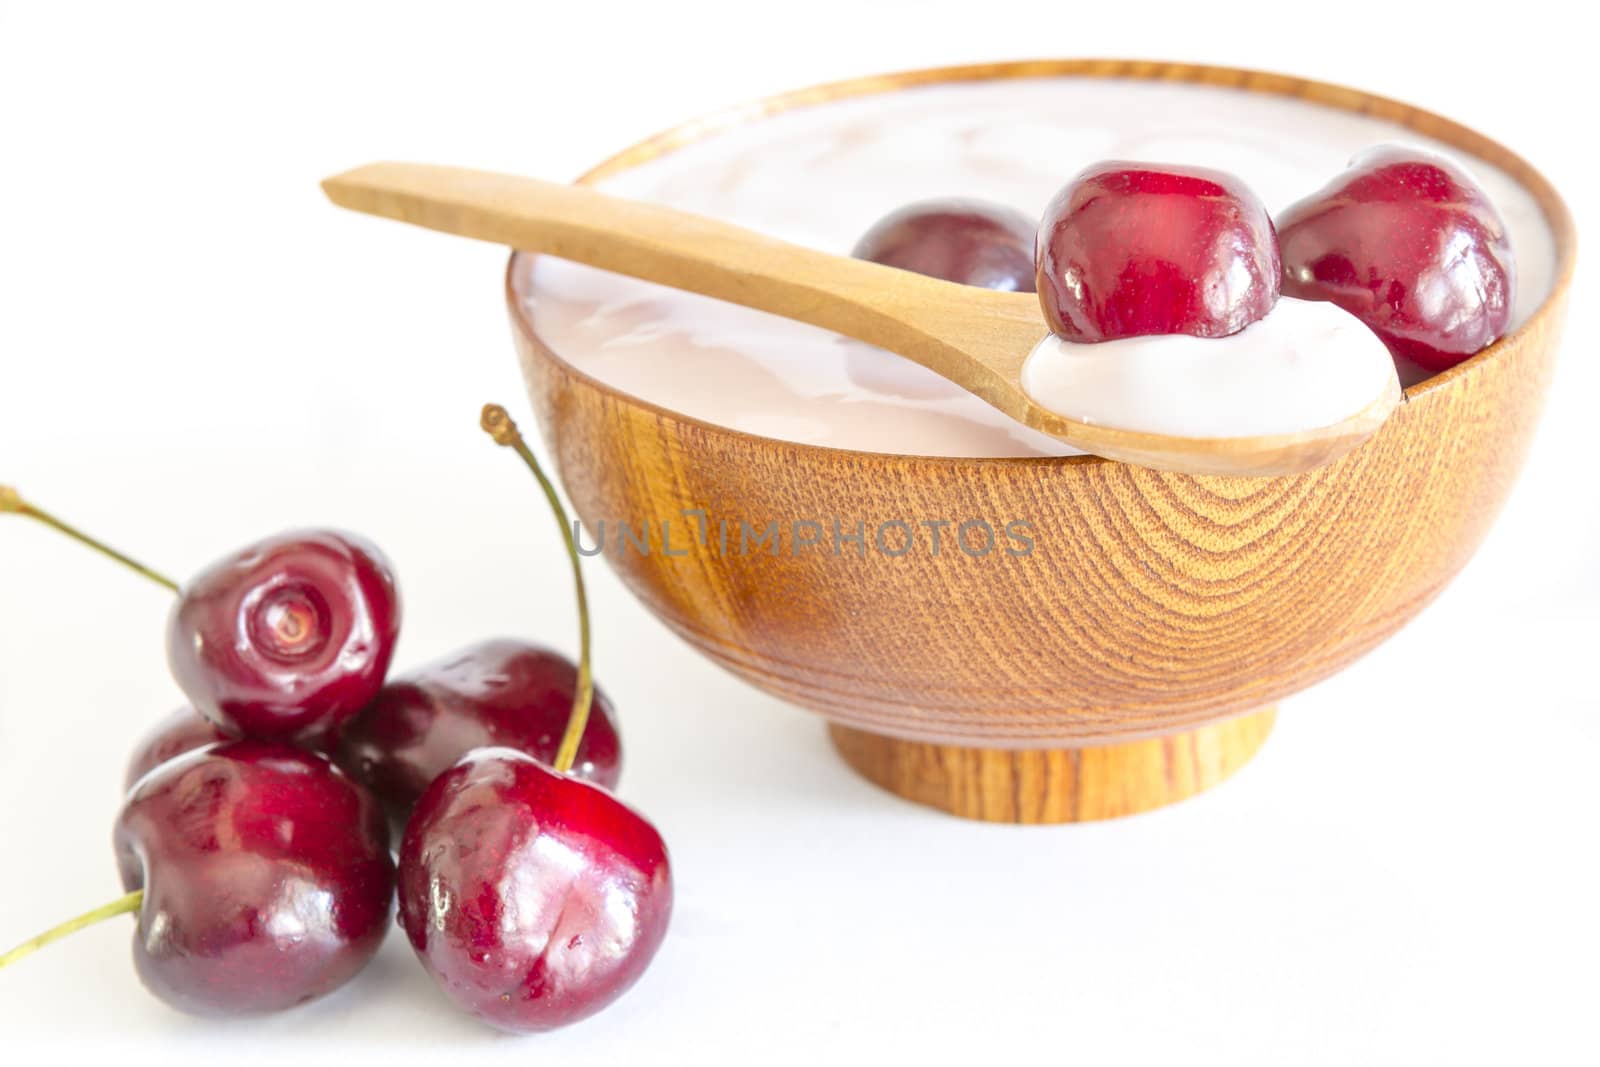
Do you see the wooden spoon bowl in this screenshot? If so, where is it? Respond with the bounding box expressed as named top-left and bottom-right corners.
top-left (506, 60), bottom-right (1574, 823)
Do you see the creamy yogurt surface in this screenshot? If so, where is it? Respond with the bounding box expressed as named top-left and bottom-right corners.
top-left (1021, 298), bottom-right (1397, 437)
top-left (520, 77), bottom-right (1556, 458)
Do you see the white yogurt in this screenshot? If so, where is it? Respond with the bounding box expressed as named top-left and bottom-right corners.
top-left (522, 78), bottom-right (1557, 458)
top-left (1021, 298), bottom-right (1397, 437)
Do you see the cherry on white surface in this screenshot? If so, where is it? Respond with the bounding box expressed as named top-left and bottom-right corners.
top-left (0, 2), bottom-right (1595, 1065)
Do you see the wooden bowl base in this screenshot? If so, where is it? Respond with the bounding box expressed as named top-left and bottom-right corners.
top-left (828, 707), bottom-right (1277, 823)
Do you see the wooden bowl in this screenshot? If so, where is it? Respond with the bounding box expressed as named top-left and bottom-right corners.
top-left (506, 60), bottom-right (1575, 823)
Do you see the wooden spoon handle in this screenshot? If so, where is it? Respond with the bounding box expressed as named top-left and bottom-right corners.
top-left (322, 162), bottom-right (995, 358)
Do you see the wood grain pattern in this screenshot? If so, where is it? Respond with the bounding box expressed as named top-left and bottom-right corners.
top-left (506, 60), bottom-right (1575, 821)
top-left (830, 708), bottom-right (1276, 822)
top-left (323, 163), bottom-right (1390, 476)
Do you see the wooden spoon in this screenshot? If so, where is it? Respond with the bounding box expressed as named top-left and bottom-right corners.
top-left (321, 162), bottom-right (1398, 476)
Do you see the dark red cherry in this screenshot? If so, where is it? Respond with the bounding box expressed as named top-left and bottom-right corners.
top-left (853, 198), bottom-right (1037, 292)
top-left (1036, 161), bottom-right (1281, 342)
top-left (167, 530), bottom-right (400, 743)
top-left (1277, 145), bottom-right (1514, 375)
top-left (397, 749), bottom-right (671, 1032)
top-left (333, 638), bottom-right (621, 822)
top-left (123, 707), bottom-right (237, 791)
top-left (123, 706), bottom-right (339, 790)
top-left (1, 497), bottom-right (400, 745)
top-left (113, 740), bottom-right (394, 1015)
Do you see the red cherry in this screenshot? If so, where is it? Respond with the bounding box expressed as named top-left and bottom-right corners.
top-left (379, 406), bottom-right (668, 1032)
top-left (397, 749), bottom-right (671, 1032)
top-left (1035, 161), bottom-right (1281, 342)
top-left (853, 198), bottom-right (1037, 292)
top-left (0, 740), bottom-right (404, 1014)
top-left (110, 741), bottom-right (393, 1014)
top-left (1, 491), bottom-right (401, 744)
top-left (124, 705), bottom-right (345, 791)
top-left (1277, 145), bottom-right (1515, 374)
top-left (123, 706), bottom-right (237, 791)
top-left (168, 530), bottom-right (400, 742)
top-left (334, 638), bottom-right (622, 822)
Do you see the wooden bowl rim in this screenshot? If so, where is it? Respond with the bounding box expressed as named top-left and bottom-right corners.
top-left (506, 58), bottom-right (1577, 470)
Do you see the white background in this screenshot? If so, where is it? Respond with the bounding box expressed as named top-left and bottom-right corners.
top-left (1, 1), bottom-right (1595, 1063)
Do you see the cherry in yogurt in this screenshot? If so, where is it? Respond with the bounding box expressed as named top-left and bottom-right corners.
top-left (1277, 144), bottom-right (1515, 377)
top-left (1035, 161), bottom-right (1281, 343)
top-left (854, 198), bottom-right (1037, 292)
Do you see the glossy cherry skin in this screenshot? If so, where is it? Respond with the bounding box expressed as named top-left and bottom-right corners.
top-left (398, 749), bottom-right (672, 1032)
top-left (333, 638), bottom-right (622, 823)
top-left (123, 706), bottom-right (238, 791)
top-left (113, 740), bottom-right (394, 1015)
top-left (167, 529), bottom-right (400, 743)
top-left (1277, 145), bottom-right (1514, 375)
top-left (1036, 161), bottom-right (1281, 342)
top-left (123, 707), bottom-right (339, 790)
top-left (852, 198), bottom-right (1037, 292)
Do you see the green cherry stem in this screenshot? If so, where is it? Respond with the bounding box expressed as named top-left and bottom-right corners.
top-left (2, 485), bottom-right (180, 593)
top-left (480, 404), bottom-right (594, 775)
top-left (0, 889), bottom-right (144, 970)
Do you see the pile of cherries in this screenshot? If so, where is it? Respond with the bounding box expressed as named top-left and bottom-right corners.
top-left (0, 406), bottom-right (669, 1033)
top-left (853, 145), bottom-right (1515, 376)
